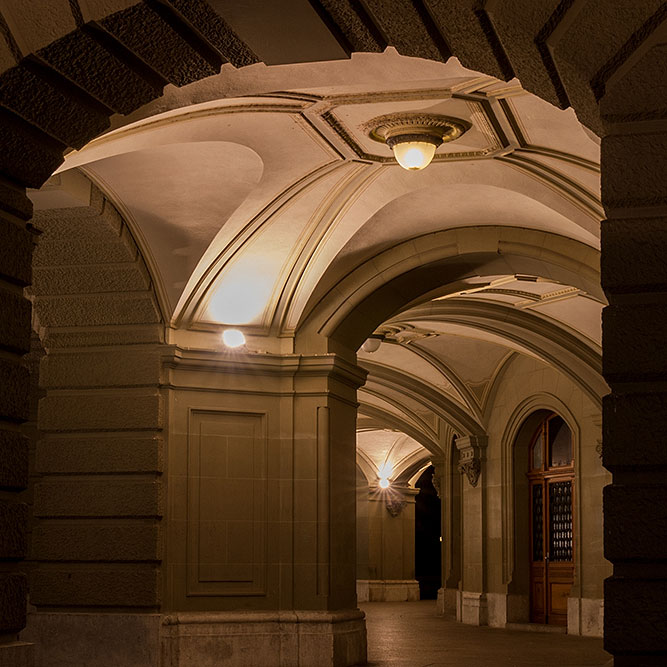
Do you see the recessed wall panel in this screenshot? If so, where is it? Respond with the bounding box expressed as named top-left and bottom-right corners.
top-left (187, 410), bottom-right (267, 596)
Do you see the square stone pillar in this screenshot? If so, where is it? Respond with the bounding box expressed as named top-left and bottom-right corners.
top-left (162, 349), bottom-right (367, 666)
top-left (431, 454), bottom-right (458, 615)
top-left (601, 126), bottom-right (667, 666)
top-left (456, 435), bottom-right (488, 626)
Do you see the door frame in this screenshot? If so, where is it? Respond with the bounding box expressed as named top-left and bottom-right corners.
top-left (527, 414), bottom-right (575, 626)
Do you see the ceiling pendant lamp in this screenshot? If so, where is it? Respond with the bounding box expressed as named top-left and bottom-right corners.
top-left (365, 113), bottom-right (470, 171)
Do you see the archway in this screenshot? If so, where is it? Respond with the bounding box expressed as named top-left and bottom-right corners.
top-left (414, 465), bottom-right (442, 600)
top-left (0, 3), bottom-right (664, 666)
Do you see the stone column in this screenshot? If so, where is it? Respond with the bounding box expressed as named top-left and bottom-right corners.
top-left (431, 455), bottom-right (450, 614)
top-left (601, 125), bottom-right (667, 665)
top-left (162, 349), bottom-right (367, 667)
top-left (364, 484), bottom-right (419, 602)
top-left (456, 435), bottom-right (488, 625)
top-left (0, 183), bottom-right (35, 666)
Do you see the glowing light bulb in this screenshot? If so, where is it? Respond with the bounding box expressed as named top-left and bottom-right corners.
top-left (379, 478), bottom-right (390, 489)
top-left (392, 141), bottom-right (437, 171)
top-left (222, 329), bottom-right (245, 348)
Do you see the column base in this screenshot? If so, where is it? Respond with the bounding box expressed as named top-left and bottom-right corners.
top-left (22, 612), bottom-right (161, 667)
top-left (436, 587), bottom-right (458, 615)
top-left (356, 579), bottom-right (369, 602)
top-left (486, 592), bottom-right (529, 627)
top-left (161, 610), bottom-right (366, 667)
top-left (461, 591), bottom-right (488, 626)
top-left (567, 597), bottom-right (604, 637)
top-left (361, 579), bottom-right (420, 602)
top-left (0, 642), bottom-right (33, 667)
top-left (23, 610), bottom-right (366, 667)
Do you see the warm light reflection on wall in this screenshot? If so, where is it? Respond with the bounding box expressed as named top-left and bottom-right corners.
top-left (206, 261), bottom-right (274, 325)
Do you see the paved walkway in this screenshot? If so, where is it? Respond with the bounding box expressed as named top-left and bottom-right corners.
top-left (359, 601), bottom-right (611, 667)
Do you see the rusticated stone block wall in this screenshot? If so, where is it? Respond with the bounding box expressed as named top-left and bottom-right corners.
top-left (27, 184), bottom-right (166, 615)
top-left (0, 182), bottom-right (34, 664)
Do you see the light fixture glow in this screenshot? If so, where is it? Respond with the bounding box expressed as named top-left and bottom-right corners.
top-left (364, 113), bottom-right (470, 173)
top-left (391, 141), bottom-right (437, 171)
top-left (222, 328), bottom-right (245, 348)
top-left (379, 478), bottom-right (390, 489)
top-left (378, 461), bottom-right (394, 479)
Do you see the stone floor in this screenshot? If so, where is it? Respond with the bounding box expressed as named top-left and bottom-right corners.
top-left (359, 601), bottom-right (612, 667)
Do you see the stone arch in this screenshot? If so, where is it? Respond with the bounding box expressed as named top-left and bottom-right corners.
top-left (2, 0), bottom-right (653, 192)
top-left (0, 1), bottom-right (663, 663)
top-left (400, 299), bottom-right (605, 408)
top-left (31, 180), bottom-right (165, 343)
top-left (296, 226), bottom-right (600, 352)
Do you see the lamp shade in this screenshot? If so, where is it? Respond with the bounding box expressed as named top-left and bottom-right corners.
top-left (391, 141), bottom-right (437, 171)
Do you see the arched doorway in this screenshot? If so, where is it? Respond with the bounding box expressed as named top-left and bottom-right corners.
top-left (527, 413), bottom-right (574, 626)
top-left (415, 465), bottom-right (441, 600)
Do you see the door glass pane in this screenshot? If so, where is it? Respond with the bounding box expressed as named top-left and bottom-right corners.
top-left (532, 431), bottom-right (543, 470)
top-left (532, 484), bottom-right (543, 561)
top-left (549, 481), bottom-right (572, 562)
top-left (548, 417), bottom-right (572, 467)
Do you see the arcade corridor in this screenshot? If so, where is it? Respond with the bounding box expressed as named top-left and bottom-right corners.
top-left (361, 602), bottom-right (610, 667)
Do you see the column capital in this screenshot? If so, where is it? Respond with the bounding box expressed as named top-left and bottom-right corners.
top-left (164, 347), bottom-right (368, 390)
top-left (455, 435), bottom-right (488, 488)
top-left (430, 456), bottom-right (445, 498)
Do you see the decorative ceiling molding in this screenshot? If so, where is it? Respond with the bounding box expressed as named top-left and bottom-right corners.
top-left (361, 360), bottom-right (486, 437)
top-left (375, 336), bottom-right (483, 421)
top-left (391, 298), bottom-right (606, 406)
top-left (313, 90), bottom-right (509, 164)
top-left (357, 402), bottom-right (441, 457)
top-left (299, 226), bottom-right (602, 345)
top-left (360, 384), bottom-right (439, 443)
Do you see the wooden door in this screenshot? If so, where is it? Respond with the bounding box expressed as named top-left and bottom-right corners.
top-left (528, 415), bottom-right (574, 625)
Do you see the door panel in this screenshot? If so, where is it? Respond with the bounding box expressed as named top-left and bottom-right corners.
top-left (528, 415), bottom-right (574, 626)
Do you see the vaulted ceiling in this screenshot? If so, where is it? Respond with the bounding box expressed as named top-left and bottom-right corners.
top-left (29, 50), bottom-right (604, 486)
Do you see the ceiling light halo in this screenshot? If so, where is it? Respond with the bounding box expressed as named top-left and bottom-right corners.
top-left (365, 113), bottom-right (470, 171)
top-left (222, 328), bottom-right (246, 348)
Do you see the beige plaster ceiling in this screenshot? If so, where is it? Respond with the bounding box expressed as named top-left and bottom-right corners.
top-left (30, 49), bottom-right (605, 457)
top-left (356, 429), bottom-right (429, 487)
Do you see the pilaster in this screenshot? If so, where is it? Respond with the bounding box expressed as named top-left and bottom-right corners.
top-left (455, 435), bottom-right (488, 625)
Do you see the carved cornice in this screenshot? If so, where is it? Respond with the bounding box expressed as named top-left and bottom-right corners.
top-left (456, 435), bottom-right (488, 488)
top-left (363, 112), bottom-right (471, 145)
top-left (163, 347), bottom-right (368, 390)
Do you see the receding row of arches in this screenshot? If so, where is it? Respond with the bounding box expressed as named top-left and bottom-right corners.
top-left (356, 404), bottom-right (593, 631)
